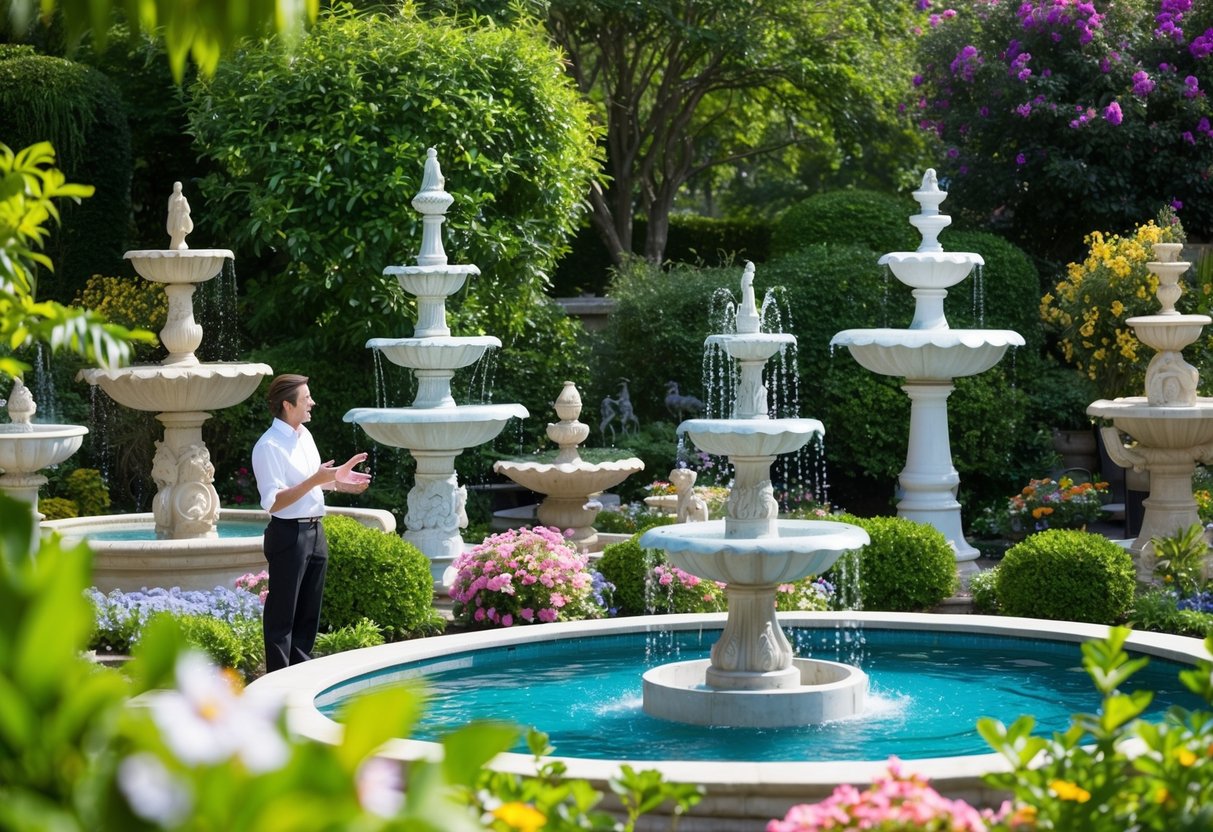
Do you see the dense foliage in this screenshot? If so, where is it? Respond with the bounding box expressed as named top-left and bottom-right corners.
top-left (0, 48), bottom-right (131, 299)
top-left (320, 515), bottom-right (444, 640)
top-left (826, 514), bottom-right (958, 612)
top-left (995, 528), bottom-right (1136, 623)
top-left (770, 189), bottom-right (918, 258)
top-left (913, 0), bottom-right (1213, 262)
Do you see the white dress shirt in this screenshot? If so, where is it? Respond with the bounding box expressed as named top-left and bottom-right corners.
top-left (251, 418), bottom-right (326, 519)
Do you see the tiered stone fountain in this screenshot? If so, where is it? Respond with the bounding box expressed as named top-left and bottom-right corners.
top-left (1088, 242), bottom-right (1213, 578)
top-left (79, 183), bottom-right (273, 541)
top-left (493, 381), bottom-right (644, 549)
top-left (0, 378), bottom-right (87, 517)
top-left (51, 184), bottom-right (289, 590)
top-left (831, 170), bottom-right (1024, 577)
top-left (639, 264), bottom-right (870, 728)
top-left (345, 150), bottom-right (528, 585)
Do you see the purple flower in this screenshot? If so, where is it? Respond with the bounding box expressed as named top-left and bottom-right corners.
top-left (1183, 131), bottom-right (1196, 145)
top-left (1103, 101), bottom-right (1123, 125)
top-left (946, 146), bottom-right (960, 159)
top-left (1016, 102), bottom-right (1032, 117)
top-left (1192, 28), bottom-right (1213, 59)
top-left (1132, 70), bottom-right (1155, 97)
top-left (1016, 152), bottom-right (1027, 166)
top-left (1172, 199), bottom-right (1184, 211)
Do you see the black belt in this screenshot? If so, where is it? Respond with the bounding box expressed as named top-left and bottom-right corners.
top-left (271, 516), bottom-right (324, 524)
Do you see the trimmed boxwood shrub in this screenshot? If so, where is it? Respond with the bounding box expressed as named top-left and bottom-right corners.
top-left (995, 529), bottom-right (1135, 623)
top-left (596, 536), bottom-right (660, 617)
top-left (825, 514), bottom-right (958, 611)
top-left (165, 613), bottom-right (258, 675)
top-left (320, 516), bottom-right (444, 640)
top-left (770, 189), bottom-right (917, 258)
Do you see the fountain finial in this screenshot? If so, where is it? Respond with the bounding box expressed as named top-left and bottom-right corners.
top-left (735, 261), bottom-right (761, 334)
top-left (6, 378), bottom-right (36, 430)
top-left (167, 182), bottom-right (193, 251)
top-left (413, 148), bottom-right (455, 267)
top-left (910, 169), bottom-right (951, 253)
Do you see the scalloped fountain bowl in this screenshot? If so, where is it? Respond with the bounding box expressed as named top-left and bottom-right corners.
top-left (344, 404), bottom-right (529, 449)
top-left (706, 331), bottom-right (795, 362)
top-left (369, 336), bottom-right (500, 371)
top-left (678, 418), bottom-right (823, 458)
top-left (1127, 315), bottom-right (1211, 352)
top-left (383, 264), bottom-right (480, 295)
top-left (0, 424), bottom-right (88, 472)
top-left (830, 329), bottom-right (1023, 380)
top-left (492, 457), bottom-right (644, 498)
top-left (125, 249), bottom-right (234, 284)
top-left (79, 363), bottom-right (273, 412)
top-left (879, 251), bottom-right (982, 289)
top-left (1086, 398), bottom-right (1213, 448)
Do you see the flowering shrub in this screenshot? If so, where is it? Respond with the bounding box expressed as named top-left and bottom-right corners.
top-left (449, 526), bottom-right (610, 627)
top-left (768, 757), bottom-right (1001, 831)
top-left (912, 0), bottom-right (1213, 260)
top-left (645, 479), bottom-right (676, 497)
top-left (1002, 475), bottom-right (1110, 536)
top-left (775, 577), bottom-right (835, 612)
top-left (218, 465), bottom-right (259, 507)
top-left (1040, 210), bottom-right (1187, 398)
top-left (235, 569), bottom-right (269, 604)
top-left (649, 564), bottom-right (727, 614)
top-left (87, 585), bottom-right (264, 655)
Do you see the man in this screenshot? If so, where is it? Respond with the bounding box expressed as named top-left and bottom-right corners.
top-left (252, 374), bottom-right (371, 672)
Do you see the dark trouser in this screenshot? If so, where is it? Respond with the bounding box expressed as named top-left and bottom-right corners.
top-left (263, 516), bottom-right (328, 673)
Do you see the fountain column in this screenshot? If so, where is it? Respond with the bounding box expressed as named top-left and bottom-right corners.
top-left (896, 381), bottom-right (969, 554)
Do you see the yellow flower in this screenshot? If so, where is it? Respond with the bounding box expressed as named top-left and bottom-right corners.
top-left (1110, 300), bottom-right (1124, 316)
top-left (1177, 747), bottom-right (1197, 766)
top-left (492, 802), bottom-right (546, 832)
top-left (1050, 779), bottom-right (1091, 803)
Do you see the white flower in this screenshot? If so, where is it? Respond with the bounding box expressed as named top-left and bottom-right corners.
top-left (356, 757), bottom-right (404, 817)
top-left (150, 651), bottom-right (289, 773)
top-left (118, 753), bottom-right (192, 827)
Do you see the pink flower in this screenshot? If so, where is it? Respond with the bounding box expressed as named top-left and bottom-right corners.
top-left (500, 614), bottom-right (513, 627)
top-left (473, 607), bottom-right (486, 622)
top-left (519, 608), bottom-right (534, 622)
top-left (549, 593), bottom-right (567, 608)
top-left (1104, 101), bottom-right (1123, 125)
top-left (538, 608), bottom-right (557, 623)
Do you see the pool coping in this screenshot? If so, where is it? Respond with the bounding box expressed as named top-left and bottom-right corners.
top-left (249, 613), bottom-right (1210, 823)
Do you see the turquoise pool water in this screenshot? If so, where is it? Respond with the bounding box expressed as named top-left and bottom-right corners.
top-left (85, 520), bottom-right (266, 541)
top-left (316, 628), bottom-right (1203, 762)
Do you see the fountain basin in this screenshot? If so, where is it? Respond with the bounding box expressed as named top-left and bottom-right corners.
top-left (878, 251), bottom-right (982, 289)
top-left (706, 332), bottom-right (795, 362)
top-left (642, 657), bottom-right (867, 727)
top-left (0, 424), bottom-right (88, 472)
top-left (368, 336), bottom-right (500, 371)
top-left (1126, 314), bottom-right (1211, 351)
top-left (383, 264), bottom-right (480, 296)
top-left (45, 507), bottom-right (396, 592)
top-left (830, 328), bottom-right (1023, 380)
top-left (254, 613), bottom-right (1208, 828)
top-left (678, 418), bottom-right (824, 458)
top-left (492, 457), bottom-right (644, 497)
top-left (344, 403), bottom-right (529, 450)
top-left (125, 249), bottom-right (234, 283)
top-left (1087, 398), bottom-right (1213, 448)
top-left (79, 363), bottom-right (273, 412)
top-left (639, 519), bottom-right (866, 585)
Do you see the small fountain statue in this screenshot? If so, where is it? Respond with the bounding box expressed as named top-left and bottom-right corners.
top-left (0, 378), bottom-right (87, 515)
top-left (6, 377), bottom-right (35, 429)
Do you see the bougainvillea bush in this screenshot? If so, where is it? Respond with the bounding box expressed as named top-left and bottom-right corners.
top-left (448, 526), bottom-right (611, 627)
top-left (913, 0), bottom-right (1213, 261)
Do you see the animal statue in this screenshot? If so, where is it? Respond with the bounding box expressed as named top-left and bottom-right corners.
top-left (615, 380), bottom-right (639, 435)
top-left (664, 381), bottom-right (704, 420)
top-left (600, 394), bottom-right (619, 441)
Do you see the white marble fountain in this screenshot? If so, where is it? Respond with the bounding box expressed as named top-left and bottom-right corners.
top-left (493, 381), bottom-right (644, 550)
top-left (639, 263), bottom-right (870, 727)
top-left (345, 150), bottom-right (528, 585)
top-left (831, 170), bottom-right (1024, 576)
top-left (0, 378), bottom-right (87, 517)
top-left (1088, 242), bottom-right (1213, 577)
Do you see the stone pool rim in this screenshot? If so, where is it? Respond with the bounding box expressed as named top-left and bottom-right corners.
top-left (248, 612), bottom-right (1210, 822)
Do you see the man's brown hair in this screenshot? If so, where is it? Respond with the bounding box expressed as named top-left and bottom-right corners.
top-left (267, 374), bottom-right (308, 418)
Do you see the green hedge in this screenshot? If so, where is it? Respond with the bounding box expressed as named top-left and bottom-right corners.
top-left (770, 189), bottom-right (917, 258)
top-left (320, 516), bottom-right (444, 640)
top-left (825, 514), bottom-right (957, 611)
top-left (0, 50), bottom-right (132, 300)
top-left (995, 529), bottom-right (1135, 623)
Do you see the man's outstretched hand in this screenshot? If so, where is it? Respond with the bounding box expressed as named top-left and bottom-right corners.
top-left (322, 452), bottom-right (372, 493)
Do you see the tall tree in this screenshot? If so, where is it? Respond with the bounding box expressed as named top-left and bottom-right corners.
top-left (429, 0), bottom-right (920, 264)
